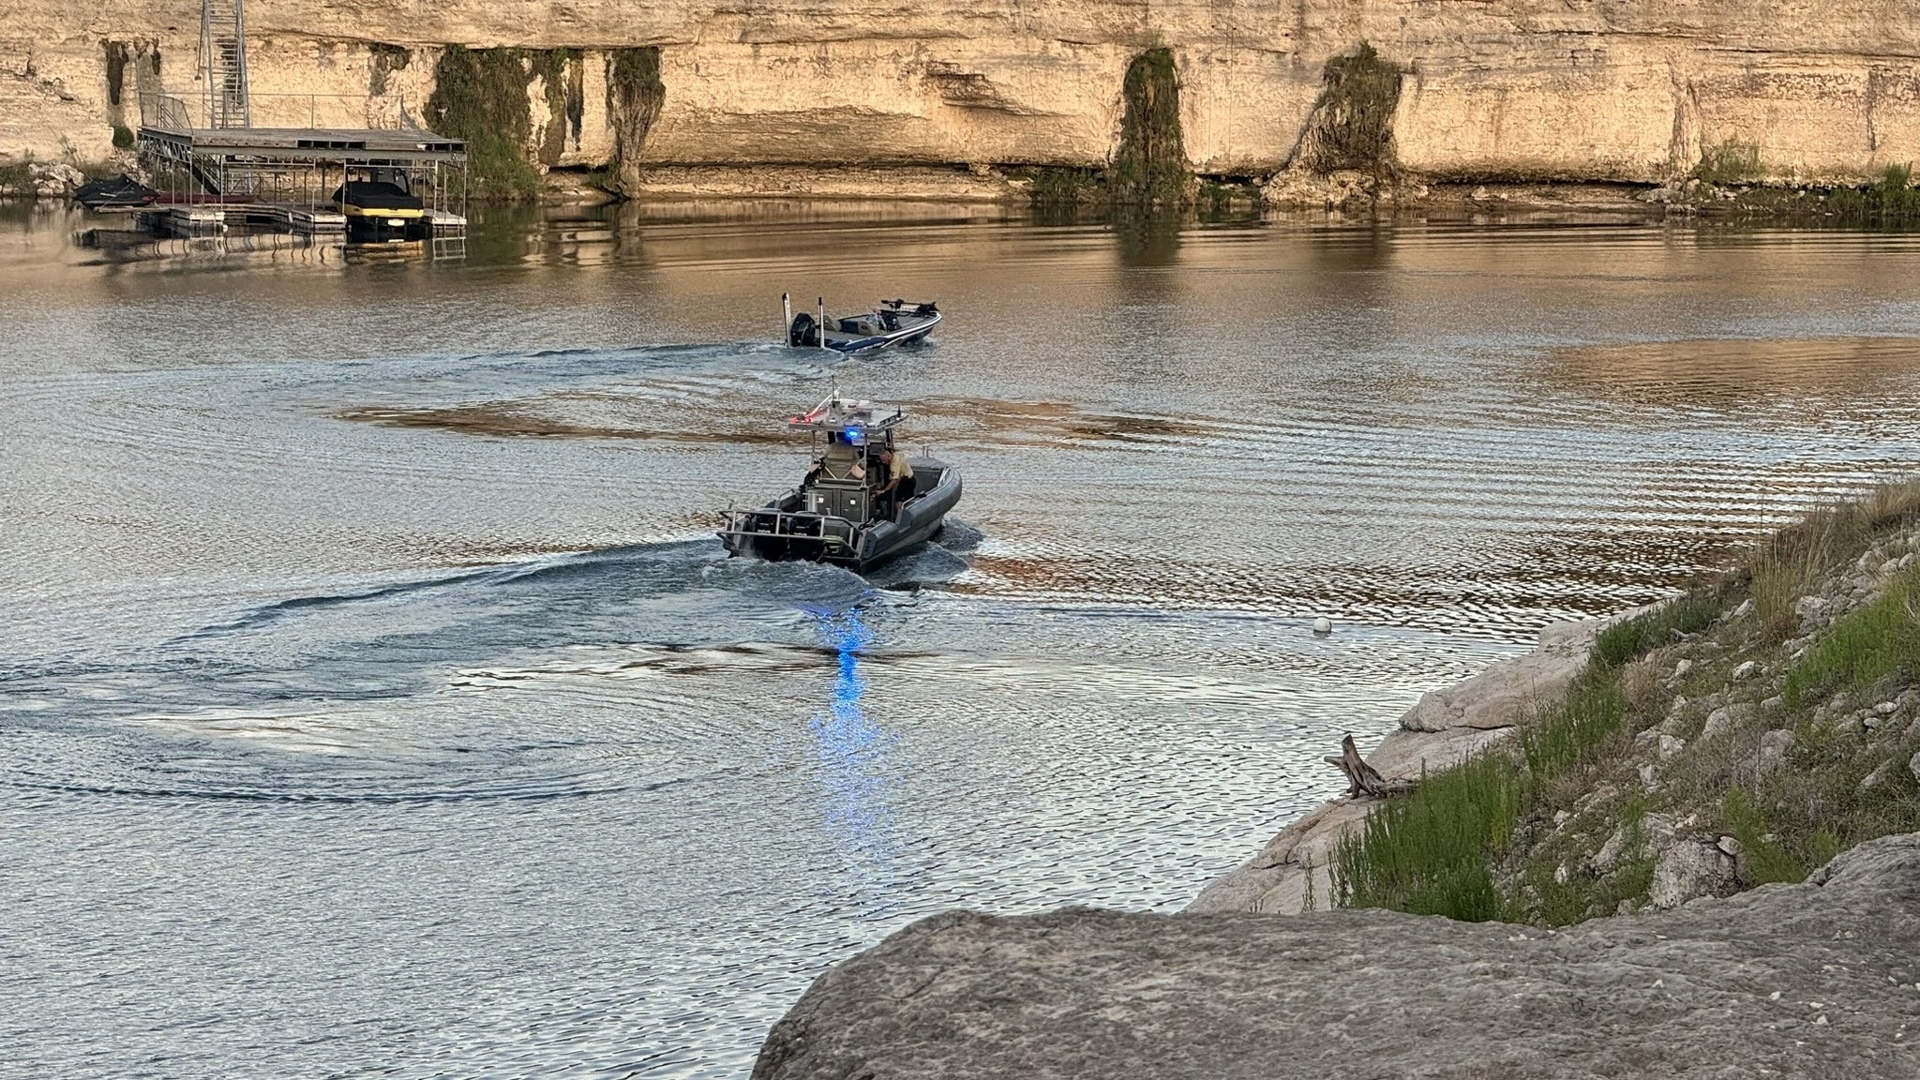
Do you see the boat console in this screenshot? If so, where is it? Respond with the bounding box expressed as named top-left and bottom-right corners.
top-left (805, 481), bottom-right (871, 523)
top-left (718, 392), bottom-right (963, 570)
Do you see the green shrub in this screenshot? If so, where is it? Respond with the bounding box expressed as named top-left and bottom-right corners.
top-left (1332, 752), bottom-right (1527, 921)
top-left (1592, 592), bottom-right (1720, 671)
top-left (1695, 140), bottom-right (1762, 185)
top-left (1826, 185), bottom-right (1866, 217)
top-left (0, 152), bottom-right (34, 193)
top-left (111, 124), bottom-right (135, 150)
top-left (1742, 489), bottom-right (1916, 643)
top-left (1024, 167), bottom-right (1104, 205)
top-left (1875, 163), bottom-right (1918, 219)
top-left (1723, 788), bottom-right (1807, 883)
top-left (1612, 795), bottom-right (1657, 901)
top-left (1520, 675), bottom-right (1626, 783)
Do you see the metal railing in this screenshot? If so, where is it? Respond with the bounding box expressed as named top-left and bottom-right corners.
top-left (138, 92), bottom-right (195, 132)
top-left (723, 508), bottom-right (857, 547)
top-left (137, 90), bottom-right (422, 132)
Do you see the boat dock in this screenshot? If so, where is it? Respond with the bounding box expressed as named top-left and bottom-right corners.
top-left (124, 0), bottom-right (470, 258)
top-left (132, 116), bottom-right (467, 248)
top-left (129, 115), bottom-right (471, 255)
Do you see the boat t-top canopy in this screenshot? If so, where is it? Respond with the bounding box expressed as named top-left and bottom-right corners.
top-left (787, 394), bottom-right (905, 440)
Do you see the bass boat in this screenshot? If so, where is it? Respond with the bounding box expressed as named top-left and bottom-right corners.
top-left (719, 393), bottom-right (962, 570)
top-left (785, 293), bottom-right (941, 354)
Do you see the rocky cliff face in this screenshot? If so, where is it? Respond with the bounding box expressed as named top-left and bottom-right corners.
top-left (752, 832), bottom-right (1920, 1080)
top-left (6, 1), bottom-right (1920, 189)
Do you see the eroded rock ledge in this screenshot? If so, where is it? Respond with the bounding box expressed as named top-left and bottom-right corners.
top-left (753, 832), bottom-right (1920, 1080)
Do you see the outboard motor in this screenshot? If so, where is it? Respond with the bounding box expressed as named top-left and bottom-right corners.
top-left (788, 312), bottom-right (820, 348)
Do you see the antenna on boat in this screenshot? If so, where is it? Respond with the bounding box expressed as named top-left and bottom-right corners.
top-left (782, 292), bottom-right (792, 345)
top-left (817, 297), bottom-right (826, 351)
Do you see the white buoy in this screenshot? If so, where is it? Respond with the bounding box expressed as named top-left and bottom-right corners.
top-left (1312, 616), bottom-right (1333, 635)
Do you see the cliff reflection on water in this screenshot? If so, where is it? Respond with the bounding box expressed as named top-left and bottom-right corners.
top-left (5, 199), bottom-right (1920, 1077)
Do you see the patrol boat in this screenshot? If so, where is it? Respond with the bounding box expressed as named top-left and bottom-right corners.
top-left (718, 394), bottom-right (962, 569)
top-left (784, 293), bottom-right (941, 354)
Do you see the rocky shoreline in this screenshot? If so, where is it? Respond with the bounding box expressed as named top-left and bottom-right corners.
top-left (1201, 504), bottom-right (1920, 924)
top-left (3, 159), bottom-right (1901, 220)
top-left (752, 489), bottom-right (1920, 1078)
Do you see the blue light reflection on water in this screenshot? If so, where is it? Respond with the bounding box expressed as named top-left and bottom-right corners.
top-left (805, 605), bottom-right (911, 919)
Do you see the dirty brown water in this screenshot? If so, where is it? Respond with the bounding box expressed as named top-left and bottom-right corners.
top-left (5, 200), bottom-right (1920, 1077)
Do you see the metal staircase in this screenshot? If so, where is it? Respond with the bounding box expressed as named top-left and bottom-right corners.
top-left (200, 0), bottom-right (250, 128)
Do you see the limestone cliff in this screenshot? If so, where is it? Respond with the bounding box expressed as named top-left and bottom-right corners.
top-left (6, 1), bottom-right (1920, 191)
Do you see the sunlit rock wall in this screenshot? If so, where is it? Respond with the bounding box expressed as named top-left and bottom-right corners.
top-left (5, 0), bottom-right (1920, 184)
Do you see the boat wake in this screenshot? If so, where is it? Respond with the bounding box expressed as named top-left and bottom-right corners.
top-left (2, 531), bottom-right (976, 808)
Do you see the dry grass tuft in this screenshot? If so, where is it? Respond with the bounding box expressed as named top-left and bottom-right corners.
top-left (1746, 479), bottom-right (1920, 643)
top-left (1621, 656), bottom-right (1661, 720)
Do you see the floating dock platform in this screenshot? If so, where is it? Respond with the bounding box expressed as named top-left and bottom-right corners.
top-left (132, 203), bottom-right (349, 238)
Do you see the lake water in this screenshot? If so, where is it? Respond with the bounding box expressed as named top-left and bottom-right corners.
top-left (5, 199), bottom-right (1920, 1078)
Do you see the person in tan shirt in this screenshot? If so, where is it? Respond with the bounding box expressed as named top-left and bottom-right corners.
top-left (874, 447), bottom-right (915, 517)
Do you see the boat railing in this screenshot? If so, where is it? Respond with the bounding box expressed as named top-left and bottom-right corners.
top-left (724, 508), bottom-right (859, 548)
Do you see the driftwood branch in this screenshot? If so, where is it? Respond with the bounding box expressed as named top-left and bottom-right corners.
top-left (1323, 733), bottom-right (1416, 799)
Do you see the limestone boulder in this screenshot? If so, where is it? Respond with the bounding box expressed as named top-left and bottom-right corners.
top-left (1649, 839), bottom-right (1736, 908)
top-left (1758, 728), bottom-right (1796, 776)
top-left (1701, 701), bottom-right (1755, 739)
top-left (1397, 617), bottom-right (1600, 733)
top-left (755, 834), bottom-right (1920, 1080)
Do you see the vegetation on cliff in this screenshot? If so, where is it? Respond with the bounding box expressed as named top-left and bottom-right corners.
top-left (367, 43), bottom-right (411, 98)
top-left (1260, 42), bottom-right (1408, 211)
top-left (1109, 48), bottom-right (1190, 208)
top-left (1296, 42), bottom-right (1403, 178)
top-left (1669, 152), bottom-right (1920, 226)
top-left (1831, 164), bottom-right (1920, 224)
top-left (1021, 47), bottom-right (1195, 210)
top-left (425, 46), bottom-right (598, 199)
top-left (102, 41), bottom-right (134, 107)
top-left (0, 155), bottom-right (33, 194)
top-left (605, 48), bottom-right (666, 196)
top-left (1692, 140), bottom-right (1762, 186)
top-left (425, 46), bottom-right (541, 198)
top-left (536, 50), bottom-right (587, 169)
top-left (1334, 480), bottom-right (1920, 925)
